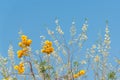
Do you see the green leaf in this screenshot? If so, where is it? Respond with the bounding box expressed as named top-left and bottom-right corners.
top-left (108, 71), bottom-right (116, 79)
top-left (74, 61), bottom-right (79, 66)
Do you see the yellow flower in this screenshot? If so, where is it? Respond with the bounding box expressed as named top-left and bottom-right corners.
top-left (18, 42), bottom-right (25, 48)
top-left (44, 40), bottom-right (52, 46)
top-left (21, 35), bottom-right (27, 40)
top-left (17, 49), bottom-right (28, 58)
top-left (41, 49), bottom-right (46, 53)
top-left (79, 70), bottom-right (86, 76)
top-left (41, 40), bottom-right (54, 54)
top-left (19, 35), bottom-right (32, 47)
top-left (14, 65), bottom-right (18, 70)
top-left (14, 62), bottom-right (25, 74)
top-left (17, 50), bottom-right (24, 58)
top-left (19, 62), bottom-right (24, 67)
top-left (73, 74), bottom-right (79, 78)
top-left (21, 35), bottom-right (28, 44)
top-left (17, 35), bottom-right (32, 58)
top-left (73, 70), bottom-right (86, 79)
top-left (26, 39), bottom-right (32, 46)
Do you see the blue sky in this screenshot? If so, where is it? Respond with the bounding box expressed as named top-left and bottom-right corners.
top-left (0, 0), bottom-right (120, 79)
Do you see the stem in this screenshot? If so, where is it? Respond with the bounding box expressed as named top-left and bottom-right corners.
top-left (48, 55), bottom-right (51, 80)
top-left (27, 61), bottom-right (36, 80)
top-left (43, 73), bottom-right (45, 80)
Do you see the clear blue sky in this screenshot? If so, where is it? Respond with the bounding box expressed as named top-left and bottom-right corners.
top-left (0, 0), bottom-right (120, 79)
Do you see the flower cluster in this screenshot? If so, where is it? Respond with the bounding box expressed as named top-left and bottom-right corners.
top-left (73, 70), bottom-right (86, 78)
top-left (70, 21), bottom-right (76, 36)
top-left (94, 55), bottom-right (100, 62)
top-left (17, 35), bottom-right (32, 58)
top-left (41, 40), bottom-right (54, 55)
top-left (55, 19), bottom-right (64, 35)
top-left (14, 62), bottom-right (25, 74)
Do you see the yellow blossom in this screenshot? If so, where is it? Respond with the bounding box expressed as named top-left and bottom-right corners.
top-left (21, 35), bottom-right (27, 41)
top-left (17, 35), bottom-right (32, 58)
top-left (73, 74), bottom-right (79, 78)
top-left (17, 49), bottom-right (28, 58)
top-left (21, 35), bottom-right (28, 44)
top-left (20, 35), bottom-right (32, 46)
top-left (79, 70), bottom-right (86, 76)
top-left (26, 39), bottom-right (32, 46)
top-left (17, 50), bottom-right (24, 58)
top-left (41, 40), bottom-right (54, 54)
top-left (14, 62), bottom-right (25, 74)
top-left (44, 40), bottom-right (52, 46)
top-left (73, 70), bottom-right (86, 79)
top-left (18, 42), bottom-right (25, 48)
top-left (14, 65), bottom-right (18, 70)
